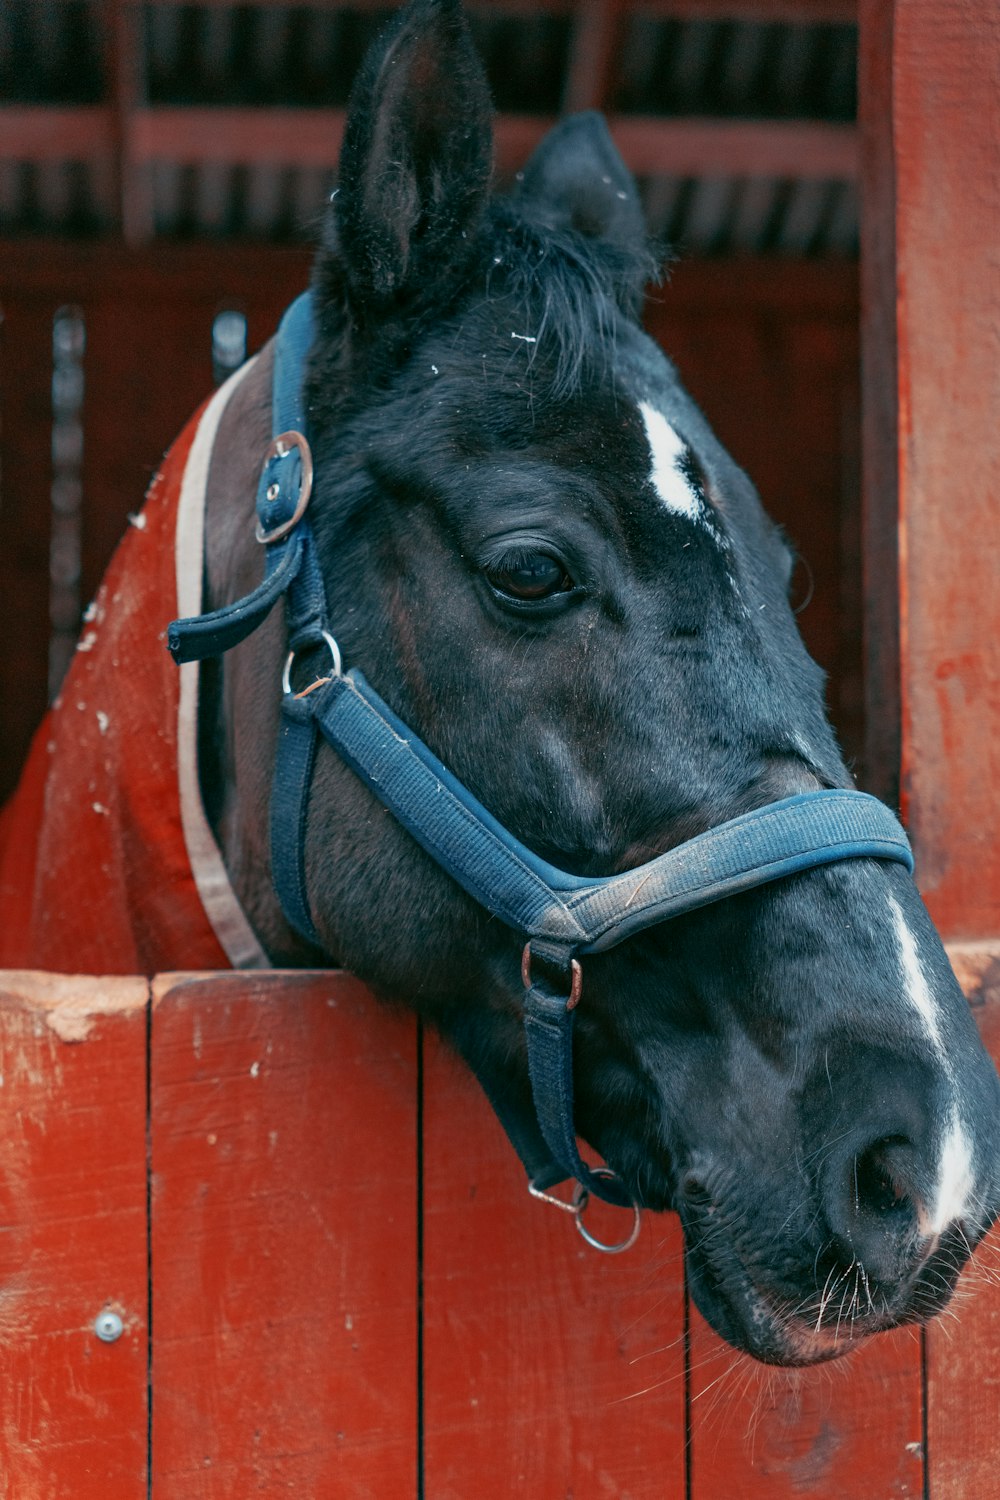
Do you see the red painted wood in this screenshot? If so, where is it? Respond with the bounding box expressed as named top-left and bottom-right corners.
top-left (889, 0), bottom-right (1000, 939)
top-left (421, 1032), bottom-right (686, 1499)
top-left (0, 972), bottom-right (149, 1496)
top-left (687, 1309), bottom-right (923, 1498)
top-left (149, 972), bottom-right (418, 1499)
top-left (926, 949), bottom-right (1000, 1497)
top-left (858, 0), bottom-right (901, 805)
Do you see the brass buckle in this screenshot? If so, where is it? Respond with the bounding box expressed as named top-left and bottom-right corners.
top-left (255, 430), bottom-right (314, 544)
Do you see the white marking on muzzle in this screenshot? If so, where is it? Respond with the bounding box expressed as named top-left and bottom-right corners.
top-left (886, 890), bottom-right (974, 1234)
top-left (887, 890), bottom-right (942, 1050)
top-left (927, 1109), bottom-right (974, 1237)
top-left (638, 402), bottom-right (708, 526)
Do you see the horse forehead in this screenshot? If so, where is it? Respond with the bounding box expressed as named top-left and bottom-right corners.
top-left (636, 400), bottom-right (714, 527)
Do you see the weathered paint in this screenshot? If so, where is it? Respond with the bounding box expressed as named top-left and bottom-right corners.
top-left (149, 972), bottom-right (419, 1499)
top-left (0, 964), bottom-right (996, 1494)
top-left (886, 0), bottom-right (1000, 939)
top-left (0, 973), bottom-right (149, 1497)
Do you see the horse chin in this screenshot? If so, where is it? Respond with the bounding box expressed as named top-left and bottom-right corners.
top-left (683, 1241), bottom-right (859, 1368)
top-left (684, 1217), bottom-right (978, 1367)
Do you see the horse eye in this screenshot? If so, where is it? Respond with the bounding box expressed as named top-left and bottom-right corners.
top-left (485, 551), bottom-right (573, 602)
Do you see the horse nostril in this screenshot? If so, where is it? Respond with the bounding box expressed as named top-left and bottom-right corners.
top-left (823, 1132), bottom-right (925, 1283)
top-left (853, 1137), bottom-right (915, 1222)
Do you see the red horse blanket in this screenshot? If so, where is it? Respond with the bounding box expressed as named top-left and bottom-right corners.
top-left (0, 365), bottom-right (268, 975)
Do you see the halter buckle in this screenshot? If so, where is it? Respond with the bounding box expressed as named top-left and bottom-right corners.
top-left (256, 430), bottom-right (314, 544)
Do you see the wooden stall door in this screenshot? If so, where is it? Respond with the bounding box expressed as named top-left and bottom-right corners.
top-left (0, 966), bottom-right (998, 1494)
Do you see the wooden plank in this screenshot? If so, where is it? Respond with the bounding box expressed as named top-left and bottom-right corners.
top-left (149, 972), bottom-right (418, 1500)
top-left (421, 1032), bottom-right (686, 1499)
top-left (562, 0), bottom-right (627, 114)
top-left (0, 972), bottom-right (149, 1497)
top-left (124, 108), bottom-right (859, 181)
top-left (926, 946), bottom-right (1000, 1497)
top-left (0, 108), bottom-right (113, 161)
top-left (131, 0), bottom-right (858, 19)
top-left (0, 240), bottom-right (855, 309)
top-left (0, 105), bottom-right (862, 186)
top-left (857, 0), bottom-right (900, 803)
top-left (687, 1309), bottom-right (923, 1498)
top-left (889, 0), bottom-right (1000, 939)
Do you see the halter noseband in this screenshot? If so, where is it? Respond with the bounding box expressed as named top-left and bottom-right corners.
top-left (169, 293), bottom-right (913, 1251)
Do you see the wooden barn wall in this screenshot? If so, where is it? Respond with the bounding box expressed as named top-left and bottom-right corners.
top-left (0, 243), bottom-right (860, 805)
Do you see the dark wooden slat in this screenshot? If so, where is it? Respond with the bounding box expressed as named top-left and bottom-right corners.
top-left (129, 0), bottom-right (858, 18)
top-left (858, 0), bottom-right (899, 803)
top-left (0, 106), bottom-right (860, 181)
top-left (150, 972), bottom-right (419, 1498)
top-left (0, 107), bottom-right (112, 160)
top-left (0, 299), bottom-right (56, 800)
top-left (133, 108), bottom-right (860, 180)
top-left (562, 0), bottom-right (627, 114)
top-left (0, 972), bottom-right (149, 1496)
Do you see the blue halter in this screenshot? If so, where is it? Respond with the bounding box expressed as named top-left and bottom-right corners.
top-left (169, 293), bottom-right (914, 1241)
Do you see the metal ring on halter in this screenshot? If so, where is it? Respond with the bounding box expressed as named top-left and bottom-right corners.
top-left (521, 942), bottom-right (583, 1012)
top-left (571, 1168), bottom-right (642, 1254)
top-left (255, 430), bottom-right (314, 544)
top-left (282, 631), bottom-right (342, 697)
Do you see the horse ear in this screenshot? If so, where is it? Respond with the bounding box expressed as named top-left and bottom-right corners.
top-left (515, 111), bottom-right (646, 255)
top-left (331, 0), bottom-right (493, 313)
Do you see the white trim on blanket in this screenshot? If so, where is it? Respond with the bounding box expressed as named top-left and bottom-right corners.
top-left (175, 358), bottom-right (271, 969)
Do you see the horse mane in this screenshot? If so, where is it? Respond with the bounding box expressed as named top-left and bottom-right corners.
top-left (482, 197), bottom-right (663, 400)
top-left (310, 188), bottom-right (663, 406)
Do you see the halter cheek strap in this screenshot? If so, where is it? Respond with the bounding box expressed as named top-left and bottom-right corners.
top-left (168, 291), bottom-right (915, 1244)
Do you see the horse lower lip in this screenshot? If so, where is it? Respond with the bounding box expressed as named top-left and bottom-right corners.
top-left (683, 1241), bottom-right (851, 1368)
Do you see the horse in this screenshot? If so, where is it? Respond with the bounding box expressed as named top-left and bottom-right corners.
top-left (1, 0), bottom-right (997, 1367)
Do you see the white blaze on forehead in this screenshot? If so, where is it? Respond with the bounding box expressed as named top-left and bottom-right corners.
top-left (887, 890), bottom-right (941, 1050)
top-left (638, 402), bottom-right (705, 524)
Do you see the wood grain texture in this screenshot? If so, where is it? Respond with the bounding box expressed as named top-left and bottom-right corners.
top-left (891, 0), bottom-right (1000, 938)
top-left (687, 1310), bottom-right (923, 1499)
top-left (858, 0), bottom-right (900, 803)
top-left (149, 971), bottom-right (418, 1500)
top-left (420, 1032), bottom-right (686, 1500)
top-left (0, 972), bottom-right (149, 1499)
top-left (926, 946), bottom-right (1000, 1499)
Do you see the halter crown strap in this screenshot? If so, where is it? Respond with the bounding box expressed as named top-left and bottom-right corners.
top-left (167, 289), bottom-right (916, 1229)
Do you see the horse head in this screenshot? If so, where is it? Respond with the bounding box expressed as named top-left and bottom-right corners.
top-left (200, 0), bottom-right (1000, 1365)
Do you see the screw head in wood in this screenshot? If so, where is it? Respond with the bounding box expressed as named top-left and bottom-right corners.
top-left (94, 1310), bottom-right (124, 1343)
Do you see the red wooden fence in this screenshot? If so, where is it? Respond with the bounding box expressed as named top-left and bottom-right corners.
top-left (0, 964), bottom-right (997, 1497)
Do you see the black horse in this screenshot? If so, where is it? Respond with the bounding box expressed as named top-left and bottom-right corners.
top-left (4, 0), bottom-right (998, 1366)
